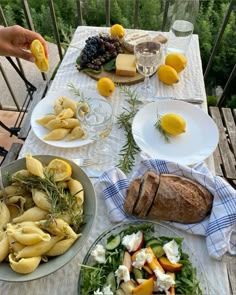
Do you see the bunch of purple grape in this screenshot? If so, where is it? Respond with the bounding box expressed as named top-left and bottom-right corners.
top-left (78, 34), bottom-right (123, 71)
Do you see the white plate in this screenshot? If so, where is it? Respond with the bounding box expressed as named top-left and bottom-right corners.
top-left (132, 100), bottom-right (219, 165)
top-left (31, 90), bottom-right (94, 148)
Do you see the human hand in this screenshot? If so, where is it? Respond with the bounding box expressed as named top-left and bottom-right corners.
top-left (0, 25), bottom-right (48, 62)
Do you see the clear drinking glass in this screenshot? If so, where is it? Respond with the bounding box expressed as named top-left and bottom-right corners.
top-left (134, 41), bottom-right (162, 98)
top-left (76, 98), bottom-right (113, 163)
top-left (166, 0), bottom-right (199, 55)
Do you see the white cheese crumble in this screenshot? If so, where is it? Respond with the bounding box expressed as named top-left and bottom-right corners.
top-left (121, 231), bottom-right (142, 252)
top-left (154, 268), bottom-right (175, 294)
top-left (132, 248), bottom-right (147, 269)
top-left (91, 244), bottom-right (106, 264)
top-left (115, 265), bottom-right (130, 286)
top-left (94, 285), bottom-right (113, 295)
top-left (163, 240), bottom-right (180, 264)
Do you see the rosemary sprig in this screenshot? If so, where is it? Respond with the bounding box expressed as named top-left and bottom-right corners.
top-left (154, 114), bottom-right (170, 143)
top-left (116, 85), bottom-right (141, 174)
top-left (11, 173), bottom-right (84, 233)
top-left (67, 82), bottom-right (88, 102)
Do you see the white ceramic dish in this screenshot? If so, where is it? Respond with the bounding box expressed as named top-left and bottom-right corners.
top-left (0, 155), bottom-right (96, 282)
top-left (132, 99), bottom-right (219, 165)
top-left (31, 90), bottom-right (94, 148)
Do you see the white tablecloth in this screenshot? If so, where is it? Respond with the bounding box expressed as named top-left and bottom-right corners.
top-left (0, 26), bottom-right (229, 294)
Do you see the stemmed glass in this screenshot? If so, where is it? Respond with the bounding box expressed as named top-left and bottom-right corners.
top-left (76, 98), bottom-right (113, 164)
top-left (134, 41), bottom-right (162, 98)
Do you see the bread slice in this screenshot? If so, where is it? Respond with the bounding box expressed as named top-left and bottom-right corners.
top-left (147, 174), bottom-right (213, 223)
top-left (133, 171), bottom-right (160, 218)
top-left (124, 176), bottom-right (142, 215)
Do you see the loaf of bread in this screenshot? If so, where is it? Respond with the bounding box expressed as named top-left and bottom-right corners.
top-left (115, 54), bottom-right (136, 77)
top-left (124, 172), bottom-right (213, 223)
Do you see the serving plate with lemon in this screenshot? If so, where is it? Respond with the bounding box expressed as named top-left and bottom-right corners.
top-left (132, 99), bottom-right (219, 165)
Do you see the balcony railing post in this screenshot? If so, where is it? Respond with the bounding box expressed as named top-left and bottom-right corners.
top-left (105, 0), bottom-right (110, 27)
top-left (204, 0), bottom-right (234, 82)
top-left (0, 5), bottom-right (8, 25)
top-left (21, 0), bottom-right (35, 31)
top-left (217, 64), bottom-right (236, 107)
top-left (134, 0), bottom-right (139, 29)
top-left (48, 0), bottom-right (63, 61)
top-left (76, 0), bottom-right (83, 26)
top-left (161, 0), bottom-right (170, 32)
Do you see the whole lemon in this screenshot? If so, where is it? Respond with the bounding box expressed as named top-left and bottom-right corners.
top-left (110, 24), bottom-right (125, 39)
top-left (165, 53), bottom-right (187, 73)
top-left (97, 77), bottom-right (115, 97)
top-left (157, 65), bottom-right (179, 85)
top-left (160, 113), bottom-right (186, 136)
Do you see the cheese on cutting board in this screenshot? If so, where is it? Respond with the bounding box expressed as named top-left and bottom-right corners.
top-left (123, 31), bottom-right (151, 52)
top-left (116, 54), bottom-right (136, 77)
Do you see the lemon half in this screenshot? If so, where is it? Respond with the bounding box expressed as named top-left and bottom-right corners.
top-left (46, 159), bottom-right (72, 182)
top-left (160, 113), bottom-right (186, 136)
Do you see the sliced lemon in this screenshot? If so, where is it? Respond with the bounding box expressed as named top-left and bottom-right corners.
top-left (30, 39), bottom-right (49, 72)
top-left (160, 113), bottom-right (186, 136)
top-left (46, 159), bottom-right (72, 182)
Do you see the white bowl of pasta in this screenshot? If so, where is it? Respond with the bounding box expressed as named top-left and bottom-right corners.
top-left (0, 155), bottom-right (96, 282)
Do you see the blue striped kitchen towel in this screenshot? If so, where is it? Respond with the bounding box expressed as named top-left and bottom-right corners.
top-left (99, 159), bottom-right (236, 259)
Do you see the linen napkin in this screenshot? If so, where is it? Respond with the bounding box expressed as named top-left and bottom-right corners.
top-left (99, 159), bottom-right (236, 259)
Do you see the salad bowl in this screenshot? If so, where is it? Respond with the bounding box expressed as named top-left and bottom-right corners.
top-left (77, 221), bottom-right (209, 294)
top-left (0, 155), bottom-right (96, 282)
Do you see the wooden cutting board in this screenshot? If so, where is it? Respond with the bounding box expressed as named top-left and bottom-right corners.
top-left (83, 69), bottom-right (144, 85)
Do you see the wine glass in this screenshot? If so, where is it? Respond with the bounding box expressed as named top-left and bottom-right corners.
top-left (134, 41), bottom-right (162, 98)
top-left (76, 98), bottom-right (113, 164)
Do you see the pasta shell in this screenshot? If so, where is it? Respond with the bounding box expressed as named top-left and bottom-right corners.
top-left (12, 228), bottom-right (51, 246)
top-left (45, 119), bottom-right (68, 130)
top-left (56, 108), bottom-right (74, 120)
top-left (13, 206), bottom-right (48, 223)
top-left (43, 128), bottom-right (70, 141)
top-left (12, 169), bottom-right (31, 179)
top-left (68, 179), bottom-right (84, 206)
top-left (37, 218), bottom-right (77, 239)
top-left (54, 96), bottom-right (77, 113)
top-left (4, 185), bottom-right (25, 196)
top-left (36, 114), bottom-right (56, 126)
top-left (16, 235), bottom-right (62, 258)
top-left (46, 236), bottom-right (80, 256)
top-left (64, 118), bottom-right (80, 129)
top-left (26, 154), bottom-right (45, 178)
top-left (0, 232), bottom-right (9, 262)
top-left (9, 254), bottom-right (41, 274)
top-left (0, 201), bottom-right (10, 230)
top-left (31, 189), bottom-right (51, 211)
top-left (66, 126), bottom-right (85, 141)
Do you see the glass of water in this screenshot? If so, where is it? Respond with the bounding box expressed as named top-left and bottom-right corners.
top-left (134, 41), bottom-right (162, 98)
top-left (76, 98), bottom-right (113, 163)
top-left (166, 0), bottom-right (199, 55)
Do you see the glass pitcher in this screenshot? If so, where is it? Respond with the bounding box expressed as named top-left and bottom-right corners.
top-left (166, 0), bottom-right (199, 55)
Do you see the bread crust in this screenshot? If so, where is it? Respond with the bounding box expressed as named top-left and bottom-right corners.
top-left (124, 176), bottom-right (142, 215)
top-left (133, 171), bottom-right (160, 218)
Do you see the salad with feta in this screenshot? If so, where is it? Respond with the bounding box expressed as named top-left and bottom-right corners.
top-left (78, 224), bottom-right (203, 295)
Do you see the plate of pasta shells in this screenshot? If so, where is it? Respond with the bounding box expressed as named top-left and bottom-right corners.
top-left (0, 154), bottom-right (96, 281)
top-left (31, 90), bottom-right (95, 148)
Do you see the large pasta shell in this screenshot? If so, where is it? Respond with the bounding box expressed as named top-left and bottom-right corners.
top-left (0, 201), bottom-right (10, 230)
top-left (0, 232), bottom-right (9, 262)
top-left (43, 128), bottom-right (70, 141)
top-left (9, 254), bottom-right (41, 274)
top-left (31, 189), bottom-right (51, 211)
top-left (13, 206), bottom-right (48, 223)
top-left (26, 154), bottom-right (45, 178)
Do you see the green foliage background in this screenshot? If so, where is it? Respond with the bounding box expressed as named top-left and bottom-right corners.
top-left (1, 0), bottom-right (235, 106)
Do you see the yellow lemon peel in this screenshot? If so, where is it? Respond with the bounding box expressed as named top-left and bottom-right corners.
top-left (46, 158), bottom-right (72, 182)
top-left (30, 39), bottom-right (49, 72)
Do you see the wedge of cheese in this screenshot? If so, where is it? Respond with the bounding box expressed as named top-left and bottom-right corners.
top-left (116, 54), bottom-right (136, 77)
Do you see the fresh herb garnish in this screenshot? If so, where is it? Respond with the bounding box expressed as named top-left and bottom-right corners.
top-left (116, 86), bottom-right (141, 174)
top-left (154, 113), bottom-right (170, 143)
top-left (10, 172), bottom-right (84, 233)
